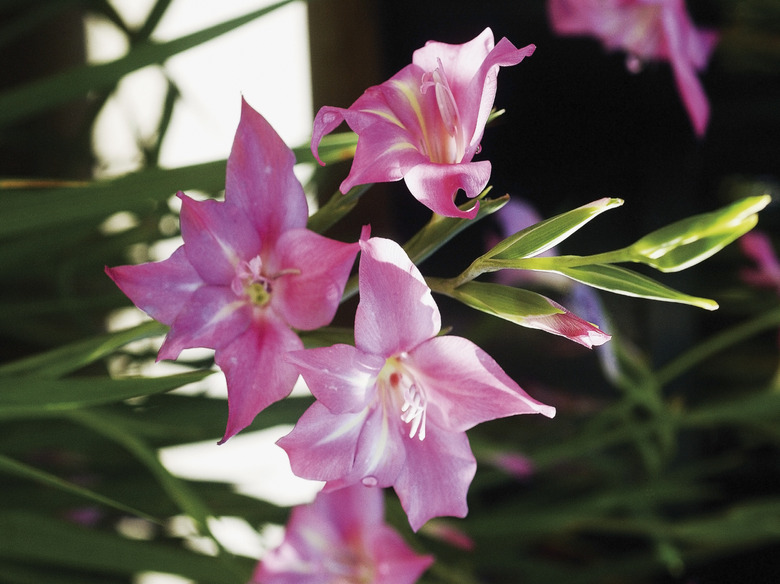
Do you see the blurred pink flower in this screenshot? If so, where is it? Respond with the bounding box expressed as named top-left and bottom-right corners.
top-left (278, 237), bottom-right (555, 531)
top-left (107, 99), bottom-right (363, 443)
top-left (311, 28), bottom-right (535, 218)
top-left (548, 0), bottom-right (719, 135)
top-left (740, 231), bottom-right (780, 295)
top-left (251, 485), bottom-right (433, 584)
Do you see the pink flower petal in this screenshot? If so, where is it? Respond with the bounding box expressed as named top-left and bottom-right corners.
top-left (403, 160), bottom-right (491, 219)
top-left (409, 335), bottom-right (556, 432)
top-left (271, 228), bottom-right (360, 330)
top-left (394, 427), bottom-right (476, 531)
top-left (105, 246), bottom-right (202, 325)
top-left (286, 345), bottom-right (384, 414)
top-left (520, 296), bottom-right (611, 348)
top-left (178, 193), bottom-right (261, 285)
top-left (157, 285), bottom-right (250, 361)
top-left (252, 485), bottom-right (433, 584)
top-left (227, 98), bottom-right (308, 245)
top-left (355, 237), bottom-right (441, 357)
top-left (277, 401), bottom-right (370, 481)
top-left (217, 313), bottom-right (302, 442)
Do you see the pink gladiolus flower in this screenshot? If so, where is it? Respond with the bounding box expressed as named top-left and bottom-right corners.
top-left (106, 99), bottom-right (363, 443)
top-left (278, 237), bottom-right (555, 531)
top-left (311, 28), bottom-right (536, 219)
top-left (548, 0), bottom-right (719, 135)
top-left (251, 484), bottom-right (433, 584)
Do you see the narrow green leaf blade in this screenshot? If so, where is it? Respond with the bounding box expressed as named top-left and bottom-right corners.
top-left (0, 0), bottom-right (298, 126)
top-left (0, 512), bottom-right (249, 583)
top-left (0, 321), bottom-right (168, 379)
top-left (486, 197), bottom-right (624, 261)
top-left (552, 264), bottom-right (719, 310)
top-left (0, 370), bottom-right (212, 419)
top-left (1, 160), bottom-right (226, 238)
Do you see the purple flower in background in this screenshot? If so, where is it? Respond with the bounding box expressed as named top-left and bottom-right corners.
top-left (278, 237), bottom-right (555, 531)
top-left (251, 485), bottom-right (433, 584)
top-left (547, 0), bottom-right (719, 135)
top-left (107, 99), bottom-right (362, 443)
top-left (311, 28), bottom-right (535, 218)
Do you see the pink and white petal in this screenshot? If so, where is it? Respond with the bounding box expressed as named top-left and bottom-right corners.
top-left (403, 160), bottom-right (491, 219)
top-left (351, 404), bottom-right (407, 488)
top-left (158, 285), bottom-right (251, 360)
top-left (286, 345), bottom-right (383, 414)
top-left (408, 335), bottom-right (556, 432)
top-left (227, 98), bottom-right (308, 244)
top-left (372, 527), bottom-right (434, 584)
top-left (311, 105), bottom-right (348, 165)
top-left (355, 237), bottom-right (441, 357)
top-left (463, 38), bottom-right (536, 157)
top-left (518, 296), bottom-right (611, 348)
top-left (105, 246), bottom-right (202, 325)
top-left (277, 402), bottom-right (369, 482)
top-left (393, 427), bottom-right (476, 531)
top-left (339, 120), bottom-right (427, 193)
top-left (217, 314), bottom-right (302, 442)
top-left (271, 229), bottom-right (360, 330)
top-left (413, 28), bottom-right (494, 92)
top-left (178, 193), bottom-right (261, 284)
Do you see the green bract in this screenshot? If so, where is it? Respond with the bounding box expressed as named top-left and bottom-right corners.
top-left (627, 195), bottom-right (771, 272)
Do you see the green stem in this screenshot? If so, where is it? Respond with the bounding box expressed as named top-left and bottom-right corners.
top-left (455, 248), bottom-right (632, 288)
top-left (656, 306), bottom-right (780, 386)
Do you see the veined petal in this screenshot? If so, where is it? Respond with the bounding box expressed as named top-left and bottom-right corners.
top-left (277, 401), bottom-right (369, 482)
top-left (158, 285), bottom-right (251, 360)
top-left (355, 237), bottom-right (441, 357)
top-left (394, 427), bottom-right (476, 531)
top-left (178, 193), bottom-right (261, 285)
top-left (463, 37), bottom-right (536, 158)
top-left (271, 228), bottom-right (360, 330)
top-left (105, 246), bottom-right (202, 325)
top-left (218, 313), bottom-right (302, 442)
top-left (403, 160), bottom-right (491, 219)
top-left (286, 345), bottom-right (383, 414)
top-left (413, 28), bottom-right (494, 89)
top-left (227, 98), bottom-right (308, 245)
top-left (408, 335), bottom-right (556, 432)
top-left (339, 120), bottom-right (428, 193)
top-left (350, 402), bottom-right (407, 488)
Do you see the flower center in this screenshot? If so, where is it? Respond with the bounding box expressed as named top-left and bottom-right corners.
top-left (420, 58), bottom-right (465, 164)
top-left (231, 255), bottom-right (299, 307)
top-left (380, 355), bottom-right (428, 441)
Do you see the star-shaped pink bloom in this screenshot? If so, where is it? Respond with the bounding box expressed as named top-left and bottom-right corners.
top-left (311, 28), bottom-right (535, 219)
top-left (106, 99), bottom-right (363, 442)
top-left (277, 237), bottom-right (555, 531)
top-left (251, 484), bottom-right (433, 584)
top-left (548, 0), bottom-right (719, 135)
